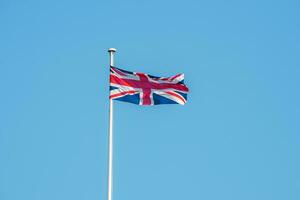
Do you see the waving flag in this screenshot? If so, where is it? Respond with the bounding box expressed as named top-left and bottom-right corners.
top-left (109, 66), bottom-right (189, 105)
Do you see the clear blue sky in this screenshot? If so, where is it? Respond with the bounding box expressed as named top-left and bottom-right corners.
top-left (1, 0), bottom-right (300, 200)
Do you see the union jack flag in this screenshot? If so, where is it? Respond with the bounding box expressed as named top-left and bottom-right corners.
top-left (109, 66), bottom-right (189, 105)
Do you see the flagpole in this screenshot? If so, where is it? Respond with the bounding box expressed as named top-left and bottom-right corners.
top-left (107, 48), bottom-right (116, 200)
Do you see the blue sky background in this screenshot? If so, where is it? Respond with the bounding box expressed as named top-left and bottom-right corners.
top-left (1, 0), bottom-right (300, 200)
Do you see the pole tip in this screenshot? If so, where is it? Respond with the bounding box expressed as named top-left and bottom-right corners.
top-left (108, 48), bottom-right (117, 52)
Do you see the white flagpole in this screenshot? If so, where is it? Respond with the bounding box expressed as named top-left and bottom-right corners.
top-left (107, 48), bottom-right (116, 200)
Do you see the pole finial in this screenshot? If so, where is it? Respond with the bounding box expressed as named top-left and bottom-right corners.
top-left (108, 48), bottom-right (116, 52)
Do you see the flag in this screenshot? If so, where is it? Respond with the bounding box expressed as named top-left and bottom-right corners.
top-left (109, 66), bottom-right (189, 105)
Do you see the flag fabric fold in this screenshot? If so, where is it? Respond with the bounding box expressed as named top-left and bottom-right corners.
top-left (109, 66), bottom-right (189, 105)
